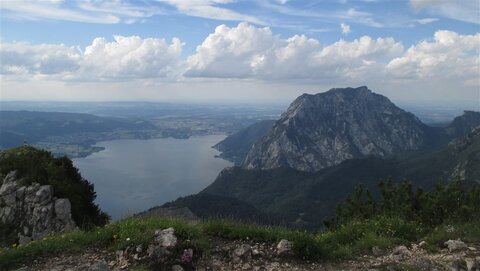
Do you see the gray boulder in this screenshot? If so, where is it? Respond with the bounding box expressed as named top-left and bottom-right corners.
top-left (147, 227), bottom-right (179, 262)
top-left (391, 245), bottom-right (412, 257)
top-left (154, 227), bottom-right (178, 248)
top-left (0, 171), bottom-right (77, 246)
top-left (276, 239), bottom-right (293, 256)
top-left (445, 240), bottom-right (468, 252)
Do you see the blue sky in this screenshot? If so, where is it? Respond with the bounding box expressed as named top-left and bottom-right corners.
top-left (0, 0), bottom-right (479, 107)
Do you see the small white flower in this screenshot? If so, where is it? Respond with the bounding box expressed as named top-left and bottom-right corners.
top-left (126, 238), bottom-right (130, 241)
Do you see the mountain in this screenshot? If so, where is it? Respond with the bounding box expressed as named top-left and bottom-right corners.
top-left (214, 108), bottom-right (479, 167)
top-left (213, 120), bottom-right (275, 164)
top-left (0, 110), bottom-right (161, 157)
top-left (164, 127), bottom-right (480, 229)
top-left (0, 110), bottom-right (155, 147)
top-left (242, 87), bottom-right (439, 172)
top-left (445, 110), bottom-right (480, 139)
top-left (241, 87), bottom-right (480, 172)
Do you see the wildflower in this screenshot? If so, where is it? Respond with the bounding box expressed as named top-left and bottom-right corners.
top-left (446, 225), bottom-right (455, 233)
top-left (126, 238), bottom-right (130, 241)
top-left (180, 249), bottom-right (193, 263)
top-left (113, 234), bottom-right (118, 239)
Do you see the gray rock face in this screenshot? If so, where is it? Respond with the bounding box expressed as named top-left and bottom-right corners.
top-left (147, 227), bottom-right (178, 262)
top-left (445, 240), bottom-right (468, 252)
top-left (276, 239), bottom-right (293, 256)
top-left (243, 86), bottom-right (431, 172)
top-left (0, 171), bottom-right (77, 245)
top-left (154, 227), bottom-right (178, 248)
top-left (392, 245), bottom-right (412, 257)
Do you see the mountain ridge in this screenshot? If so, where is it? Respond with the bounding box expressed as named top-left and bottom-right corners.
top-left (243, 86), bottom-right (445, 172)
top-left (163, 87), bottom-right (480, 228)
top-left (163, 126), bottom-right (480, 229)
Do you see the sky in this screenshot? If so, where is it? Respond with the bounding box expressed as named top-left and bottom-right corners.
top-left (0, 0), bottom-right (479, 107)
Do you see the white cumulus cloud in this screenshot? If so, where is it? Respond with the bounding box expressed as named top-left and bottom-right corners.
top-left (386, 30), bottom-right (480, 86)
top-left (0, 43), bottom-right (81, 76)
top-left (0, 36), bottom-right (184, 81)
top-left (1, 23), bottom-right (478, 92)
top-left (81, 35), bottom-right (184, 80)
top-left (186, 22), bottom-right (402, 80)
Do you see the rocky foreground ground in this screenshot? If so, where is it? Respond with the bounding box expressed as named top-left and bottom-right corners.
top-left (11, 227), bottom-right (480, 271)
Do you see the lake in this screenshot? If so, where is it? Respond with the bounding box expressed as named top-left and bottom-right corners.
top-left (72, 135), bottom-right (232, 219)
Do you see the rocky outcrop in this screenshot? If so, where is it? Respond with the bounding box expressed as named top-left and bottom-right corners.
top-left (446, 111), bottom-right (480, 139)
top-left (213, 119), bottom-right (276, 165)
top-left (445, 240), bottom-right (468, 252)
top-left (243, 86), bottom-right (434, 172)
top-left (14, 234), bottom-right (480, 271)
top-left (0, 171), bottom-right (77, 245)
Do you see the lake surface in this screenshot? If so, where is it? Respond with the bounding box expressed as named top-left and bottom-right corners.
top-left (72, 135), bottom-right (232, 219)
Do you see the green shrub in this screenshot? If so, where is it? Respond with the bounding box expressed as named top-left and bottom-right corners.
top-left (326, 178), bottom-right (480, 229)
top-left (0, 146), bottom-right (109, 228)
top-left (316, 216), bottom-right (422, 257)
top-left (424, 219), bottom-right (480, 248)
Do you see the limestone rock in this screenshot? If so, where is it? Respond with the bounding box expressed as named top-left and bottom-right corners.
top-left (234, 244), bottom-right (252, 258)
top-left (276, 239), bottom-right (293, 256)
top-left (392, 246), bottom-right (412, 257)
top-left (154, 227), bottom-right (177, 248)
top-left (242, 86), bottom-right (436, 172)
top-left (147, 227), bottom-right (179, 263)
top-left (0, 171), bottom-right (77, 246)
top-left (465, 258), bottom-right (478, 271)
top-left (418, 241), bottom-right (428, 248)
top-left (445, 240), bottom-right (468, 252)
top-left (233, 244), bottom-right (252, 264)
top-left (372, 246), bottom-right (386, 256)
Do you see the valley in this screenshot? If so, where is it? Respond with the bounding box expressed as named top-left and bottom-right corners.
top-left (162, 87), bottom-right (480, 229)
top-left (2, 2), bottom-right (479, 269)
top-left (0, 103), bottom-right (282, 158)
top-left (1, 87), bottom-right (479, 271)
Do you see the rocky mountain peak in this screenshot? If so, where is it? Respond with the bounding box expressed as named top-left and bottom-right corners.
top-left (446, 110), bottom-right (480, 139)
top-left (243, 86), bottom-right (431, 172)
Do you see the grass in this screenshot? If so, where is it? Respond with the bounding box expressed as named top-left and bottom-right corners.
top-left (1, 216), bottom-right (478, 270)
top-left (0, 217), bottom-right (205, 270)
top-left (423, 220), bottom-right (480, 251)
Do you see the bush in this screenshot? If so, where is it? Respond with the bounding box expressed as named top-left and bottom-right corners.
top-left (316, 216), bottom-right (422, 258)
top-left (0, 146), bottom-right (109, 228)
top-left (326, 178), bottom-right (480, 229)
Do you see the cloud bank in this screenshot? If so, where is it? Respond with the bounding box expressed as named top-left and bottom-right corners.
top-left (1, 23), bottom-right (479, 89)
top-left (1, 36), bottom-right (183, 81)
